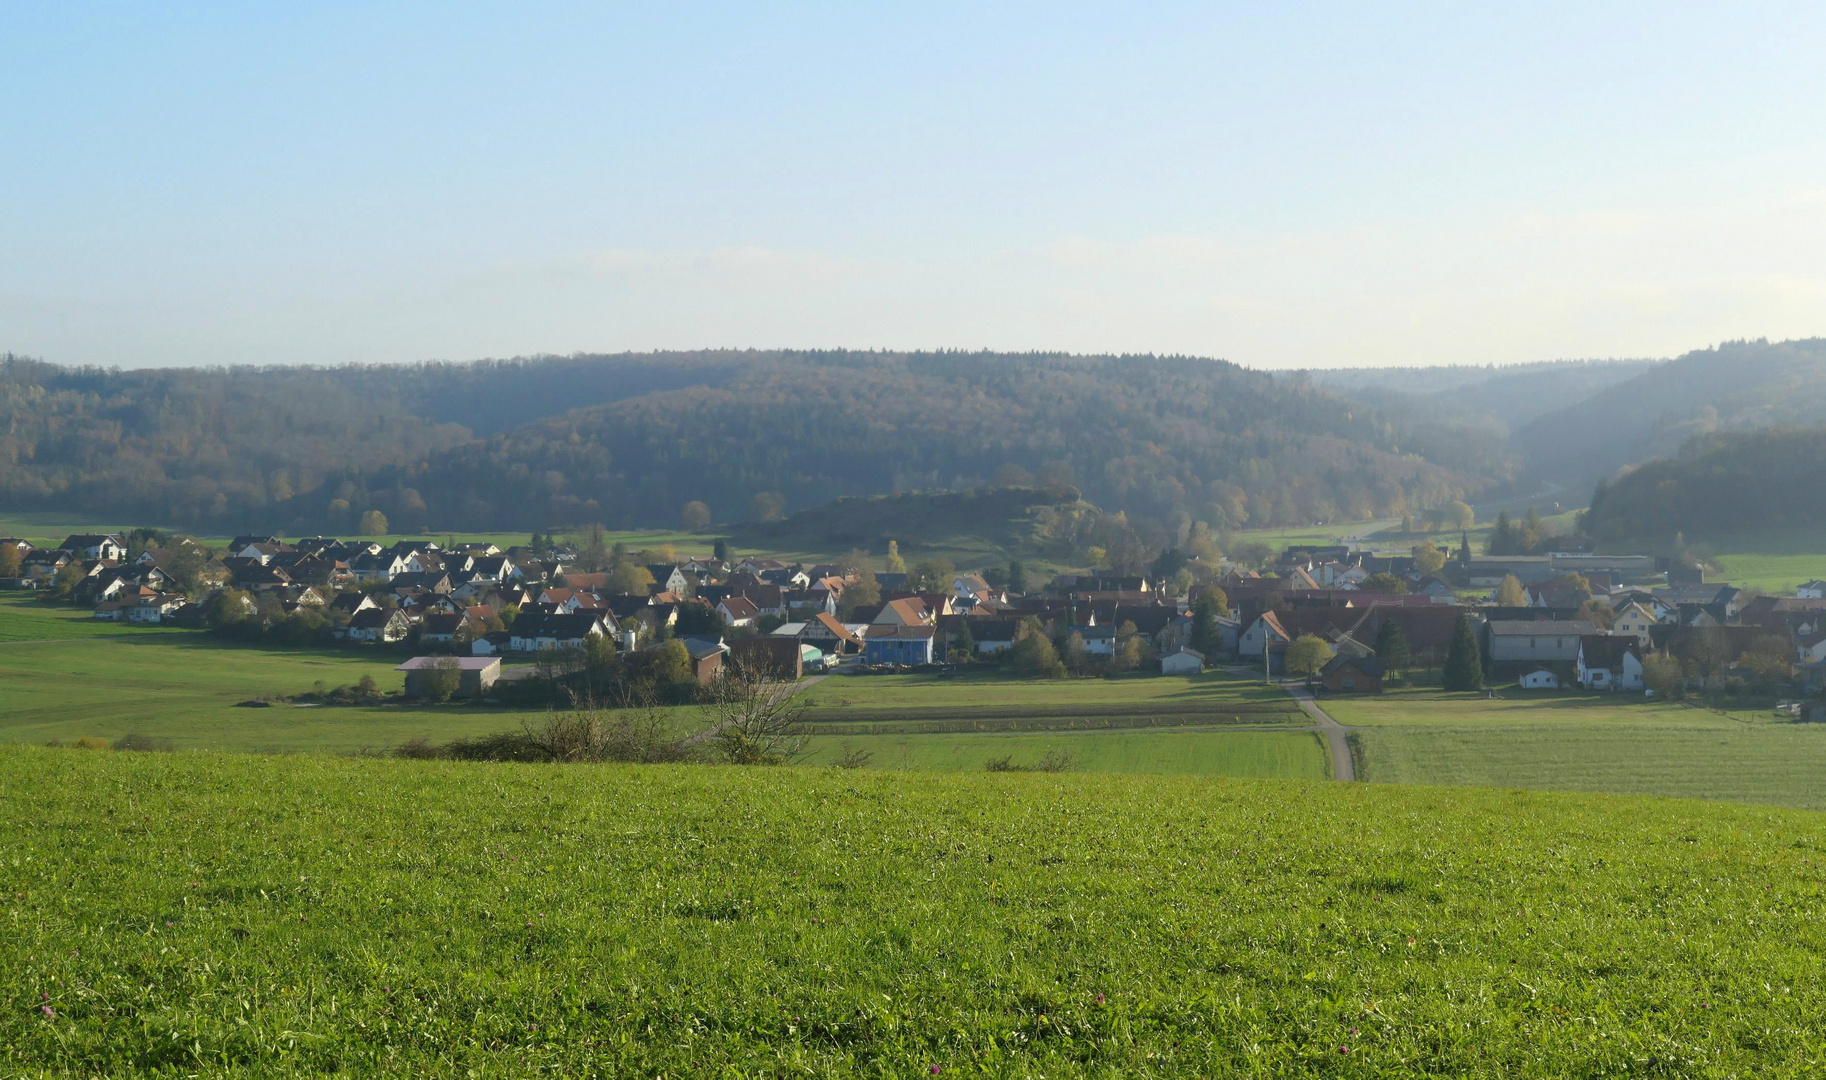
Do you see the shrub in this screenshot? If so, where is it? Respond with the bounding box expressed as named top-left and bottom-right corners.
top-left (112, 732), bottom-right (173, 753)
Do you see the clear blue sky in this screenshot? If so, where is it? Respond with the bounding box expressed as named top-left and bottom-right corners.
top-left (5, 2), bottom-right (1825, 368)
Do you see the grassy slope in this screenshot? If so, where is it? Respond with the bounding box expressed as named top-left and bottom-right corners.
top-left (803, 727), bottom-right (1329, 777)
top-left (1702, 529), bottom-right (1826, 593)
top-left (4, 747), bottom-right (1823, 1076)
top-left (1329, 687), bottom-right (1826, 811)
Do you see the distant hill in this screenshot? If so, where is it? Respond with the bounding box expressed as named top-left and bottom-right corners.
top-left (280, 350), bottom-right (1509, 536)
top-left (1582, 426), bottom-right (1826, 543)
top-left (725, 484), bottom-right (1098, 562)
top-left (1516, 338), bottom-right (1826, 487)
top-left (1306, 358), bottom-right (1661, 432)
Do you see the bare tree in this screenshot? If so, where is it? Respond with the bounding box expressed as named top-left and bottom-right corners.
top-left (521, 689), bottom-right (696, 764)
top-left (702, 671), bottom-right (810, 765)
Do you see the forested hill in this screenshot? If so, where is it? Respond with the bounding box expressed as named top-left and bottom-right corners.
top-left (0, 350), bottom-right (1515, 536)
top-left (1515, 338), bottom-right (1826, 485)
top-left (1582, 426), bottom-right (1826, 542)
top-left (295, 351), bottom-right (1510, 535)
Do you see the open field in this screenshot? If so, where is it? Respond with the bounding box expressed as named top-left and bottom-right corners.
top-left (799, 669), bottom-right (1291, 711)
top-left (5, 746), bottom-right (1825, 1075)
top-left (0, 594), bottom-right (154, 643)
top-left (804, 727), bottom-right (1329, 777)
top-left (1326, 686), bottom-right (1826, 811)
top-left (1704, 531), bottom-right (1826, 593)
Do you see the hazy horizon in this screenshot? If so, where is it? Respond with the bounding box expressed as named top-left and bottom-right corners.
top-left (7, 4), bottom-right (1825, 370)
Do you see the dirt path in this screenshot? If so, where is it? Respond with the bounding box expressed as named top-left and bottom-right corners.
top-left (1285, 684), bottom-right (1356, 782)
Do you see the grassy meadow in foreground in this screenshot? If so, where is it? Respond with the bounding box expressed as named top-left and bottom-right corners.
top-left (3, 747), bottom-right (1824, 1076)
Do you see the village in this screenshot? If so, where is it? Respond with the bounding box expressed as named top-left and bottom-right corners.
top-left (3, 526), bottom-right (1823, 706)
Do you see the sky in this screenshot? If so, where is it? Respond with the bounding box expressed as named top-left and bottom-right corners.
top-left (5, 2), bottom-right (1826, 370)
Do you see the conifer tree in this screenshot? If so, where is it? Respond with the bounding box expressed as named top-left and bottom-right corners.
top-left (1443, 613), bottom-right (1484, 691)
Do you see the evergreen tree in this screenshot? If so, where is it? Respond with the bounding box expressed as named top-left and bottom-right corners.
top-left (1373, 619), bottom-right (1411, 680)
top-left (1190, 591), bottom-right (1224, 657)
top-left (1006, 560), bottom-right (1028, 594)
top-left (948, 619), bottom-right (975, 663)
top-left (1485, 511), bottom-right (1514, 555)
top-left (713, 537), bottom-right (730, 562)
top-left (1443, 614), bottom-right (1484, 691)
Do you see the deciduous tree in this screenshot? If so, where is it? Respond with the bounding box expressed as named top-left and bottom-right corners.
top-left (1285, 634), bottom-right (1334, 678)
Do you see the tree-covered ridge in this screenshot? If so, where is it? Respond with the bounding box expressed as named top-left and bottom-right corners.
top-left (321, 351), bottom-right (1504, 534)
top-left (0, 350), bottom-right (1513, 535)
top-left (1515, 338), bottom-right (1826, 484)
top-left (1581, 425), bottom-right (1826, 542)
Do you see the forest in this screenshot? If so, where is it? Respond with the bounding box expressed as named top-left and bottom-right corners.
top-left (1580, 425), bottom-right (1826, 542)
top-left (0, 350), bottom-right (1515, 539)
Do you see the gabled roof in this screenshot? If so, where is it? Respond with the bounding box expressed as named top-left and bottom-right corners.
top-left (1578, 635), bottom-right (1640, 670)
top-left (1487, 620), bottom-right (1597, 637)
top-left (1321, 654), bottom-right (1386, 678)
top-left (718, 596), bottom-right (760, 620)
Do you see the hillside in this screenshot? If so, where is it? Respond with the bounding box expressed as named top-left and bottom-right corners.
top-left (726, 483), bottom-right (1099, 561)
top-left (1582, 425), bottom-right (1826, 543)
top-left (1306, 357), bottom-right (1661, 431)
top-left (319, 351), bottom-right (1504, 536)
top-left (6, 747), bottom-right (1824, 1075)
top-left (0, 350), bottom-right (1514, 537)
top-left (1516, 338), bottom-right (1826, 486)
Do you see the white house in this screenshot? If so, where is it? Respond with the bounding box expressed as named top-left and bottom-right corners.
top-left (1798, 580), bottom-right (1826, 600)
top-left (1160, 647), bottom-right (1205, 675)
top-left (1576, 637), bottom-right (1644, 691)
top-left (1517, 665), bottom-right (1559, 690)
top-left (1237, 612), bottom-right (1291, 661)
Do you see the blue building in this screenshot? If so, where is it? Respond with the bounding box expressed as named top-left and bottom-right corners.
top-left (864, 625), bottom-right (935, 665)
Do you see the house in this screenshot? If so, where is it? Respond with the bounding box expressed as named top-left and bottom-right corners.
top-left (1611, 601), bottom-right (1659, 646)
top-left (644, 565), bottom-right (691, 594)
top-left (716, 596), bottom-right (760, 628)
top-left (20, 549), bottom-right (72, 584)
top-left (863, 624), bottom-right (936, 665)
top-left (329, 592), bottom-right (378, 618)
top-left (1071, 624), bottom-right (1117, 656)
top-left (729, 637), bottom-right (805, 680)
top-left (1798, 580), bottom-right (1826, 600)
top-left (1237, 611), bottom-right (1292, 672)
top-left (1160, 646), bottom-right (1205, 675)
top-left (127, 593), bottom-right (185, 624)
top-left (1576, 636), bottom-right (1644, 691)
top-left (343, 608), bottom-right (411, 644)
top-left (420, 611), bottom-right (484, 645)
top-left (786, 612), bottom-right (865, 654)
top-left (874, 597), bottom-right (933, 626)
top-left (508, 611), bottom-right (606, 652)
top-left (969, 619), bottom-right (1023, 655)
top-left (1318, 655), bottom-right (1384, 694)
top-left (1517, 664), bottom-right (1560, 690)
top-left (395, 656), bottom-right (500, 699)
top-left (677, 637), bottom-right (729, 683)
top-left (1485, 620), bottom-right (1597, 665)
top-left (786, 588), bottom-right (837, 616)
top-left (59, 534), bottom-right (127, 562)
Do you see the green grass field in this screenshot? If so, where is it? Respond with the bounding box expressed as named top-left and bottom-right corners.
top-left (1705, 531), bottom-right (1826, 593)
top-left (1326, 687), bottom-right (1826, 811)
top-left (0, 594), bottom-right (155, 643)
top-left (803, 728), bottom-right (1329, 777)
top-left (4, 747), bottom-right (1824, 1075)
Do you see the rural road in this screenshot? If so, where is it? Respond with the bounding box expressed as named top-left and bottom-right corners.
top-left (1285, 684), bottom-right (1356, 782)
